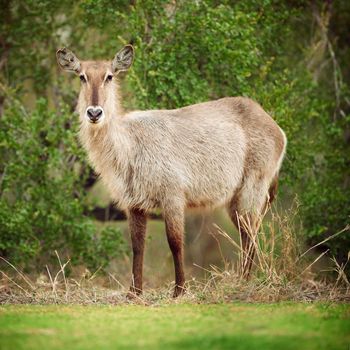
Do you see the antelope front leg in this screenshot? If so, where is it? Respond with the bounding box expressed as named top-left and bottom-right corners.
top-left (164, 207), bottom-right (185, 297)
top-left (128, 208), bottom-right (147, 296)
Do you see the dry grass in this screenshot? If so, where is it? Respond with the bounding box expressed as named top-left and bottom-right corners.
top-left (0, 203), bottom-right (349, 305)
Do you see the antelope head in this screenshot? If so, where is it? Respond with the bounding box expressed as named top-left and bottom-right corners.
top-left (56, 45), bottom-right (134, 126)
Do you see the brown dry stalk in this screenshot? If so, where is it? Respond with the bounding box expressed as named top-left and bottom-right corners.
top-left (0, 205), bottom-right (349, 304)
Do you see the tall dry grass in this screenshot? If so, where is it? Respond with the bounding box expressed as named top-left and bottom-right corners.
top-left (199, 202), bottom-right (349, 303)
top-left (0, 202), bottom-right (349, 305)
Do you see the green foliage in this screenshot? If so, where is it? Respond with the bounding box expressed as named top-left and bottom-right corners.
top-left (0, 0), bottom-right (349, 268)
top-left (0, 97), bottom-right (125, 268)
top-left (81, 0), bottom-right (350, 255)
top-left (300, 104), bottom-right (350, 256)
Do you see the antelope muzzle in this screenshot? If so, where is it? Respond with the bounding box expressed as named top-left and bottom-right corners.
top-left (86, 106), bottom-right (104, 124)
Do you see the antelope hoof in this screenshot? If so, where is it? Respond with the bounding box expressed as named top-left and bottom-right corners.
top-left (173, 285), bottom-right (186, 298)
top-left (127, 287), bottom-right (142, 300)
top-left (241, 267), bottom-right (252, 280)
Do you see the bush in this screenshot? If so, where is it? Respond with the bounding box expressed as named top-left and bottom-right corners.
top-left (0, 97), bottom-right (126, 269)
top-left (0, 0), bottom-right (349, 268)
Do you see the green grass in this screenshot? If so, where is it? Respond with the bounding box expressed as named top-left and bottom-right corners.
top-left (0, 303), bottom-right (349, 350)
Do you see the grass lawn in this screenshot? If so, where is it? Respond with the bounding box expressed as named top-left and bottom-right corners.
top-left (0, 303), bottom-right (349, 350)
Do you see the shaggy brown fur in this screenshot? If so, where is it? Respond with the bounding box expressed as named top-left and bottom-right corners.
top-left (57, 45), bottom-right (287, 297)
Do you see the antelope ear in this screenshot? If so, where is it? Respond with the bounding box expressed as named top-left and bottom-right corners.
top-left (56, 47), bottom-right (81, 73)
top-left (112, 45), bottom-right (134, 73)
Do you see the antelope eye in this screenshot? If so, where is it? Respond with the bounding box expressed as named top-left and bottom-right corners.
top-left (79, 75), bottom-right (86, 83)
top-left (106, 74), bottom-right (113, 82)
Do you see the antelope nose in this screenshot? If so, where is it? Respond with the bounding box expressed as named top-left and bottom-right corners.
top-left (87, 107), bottom-right (103, 122)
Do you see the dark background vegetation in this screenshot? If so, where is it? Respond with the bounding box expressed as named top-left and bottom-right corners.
top-left (0, 0), bottom-right (349, 274)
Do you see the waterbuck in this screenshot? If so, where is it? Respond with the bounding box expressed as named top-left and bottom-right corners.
top-left (56, 45), bottom-right (287, 297)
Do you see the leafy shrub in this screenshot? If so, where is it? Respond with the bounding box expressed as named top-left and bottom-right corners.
top-left (0, 0), bottom-right (349, 268)
top-left (83, 0), bottom-right (349, 255)
top-left (0, 97), bottom-right (126, 269)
